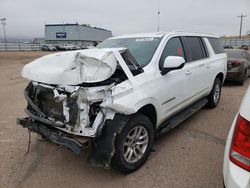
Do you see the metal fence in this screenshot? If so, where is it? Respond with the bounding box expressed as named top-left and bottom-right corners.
top-left (222, 39), bottom-right (250, 47)
top-left (1, 39), bottom-right (250, 51)
top-left (0, 43), bottom-right (42, 51)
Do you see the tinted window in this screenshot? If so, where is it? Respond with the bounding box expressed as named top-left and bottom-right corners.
top-left (160, 37), bottom-right (185, 67)
top-left (97, 37), bottom-right (162, 67)
top-left (208, 37), bottom-right (225, 54)
top-left (186, 37), bottom-right (206, 61)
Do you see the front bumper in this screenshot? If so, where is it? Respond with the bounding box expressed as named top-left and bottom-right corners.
top-left (17, 114), bottom-right (130, 169)
top-left (17, 117), bottom-right (91, 154)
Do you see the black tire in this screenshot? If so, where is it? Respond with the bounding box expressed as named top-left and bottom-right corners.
top-left (111, 114), bottom-right (154, 174)
top-left (207, 77), bottom-right (222, 108)
top-left (237, 70), bottom-right (246, 86)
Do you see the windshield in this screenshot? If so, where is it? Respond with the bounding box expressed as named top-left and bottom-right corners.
top-left (97, 37), bottom-right (162, 67)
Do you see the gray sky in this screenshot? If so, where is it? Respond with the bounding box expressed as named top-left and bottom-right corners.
top-left (0, 0), bottom-right (250, 38)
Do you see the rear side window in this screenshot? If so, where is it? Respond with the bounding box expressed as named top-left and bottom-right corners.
top-left (185, 37), bottom-right (207, 61)
top-left (208, 37), bottom-right (225, 54)
top-left (160, 37), bottom-right (185, 67)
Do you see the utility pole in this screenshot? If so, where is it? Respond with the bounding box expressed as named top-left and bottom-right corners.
top-left (0, 18), bottom-right (7, 51)
top-left (157, 0), bottom-right (160, 32)
top-left (237, 14), bottom-right (247, 39)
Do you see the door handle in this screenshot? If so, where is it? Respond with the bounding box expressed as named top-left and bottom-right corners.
top-left (185, 70), bottom-right (192, 75)
top-left (198, 63), bottom-right (205, 67)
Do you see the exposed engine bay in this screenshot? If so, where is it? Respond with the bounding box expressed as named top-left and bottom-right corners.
top-left (25, 81), bottom-right (115, 137)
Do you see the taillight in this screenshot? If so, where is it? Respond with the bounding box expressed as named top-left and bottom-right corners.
top-left (230, 114), bottom-right (250, 171)
top-left (228, 61), bottom-right (242, 67)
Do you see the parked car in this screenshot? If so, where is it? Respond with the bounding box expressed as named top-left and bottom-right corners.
top-left (17, 32), bottom-right (227, 173)
top-left (223, 86), bottom-right (250, 188)
top-left (224, 45), bottom-right (233, 49)
top-left (225, 49), bottom-right (250, 85)
top-left (54, 44), bottom-right (66, 51)
top-left (238, 45), bottom-right (249, 51)
top-left (62, 44), bottom-right (77, 50)
top-left (74, 45), bottom-right (82, 50)
top-left (41, 44), bottom-right (56, 51)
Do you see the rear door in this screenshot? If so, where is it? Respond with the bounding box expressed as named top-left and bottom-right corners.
top-left (182, 36), bottom-right (210, 99)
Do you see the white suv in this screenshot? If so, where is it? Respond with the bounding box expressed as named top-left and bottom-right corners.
top-left (17, 31), bottom-right (227, 173)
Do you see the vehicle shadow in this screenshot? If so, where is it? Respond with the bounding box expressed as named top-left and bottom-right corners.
top-left (223, 78), bottom-right (249, 88)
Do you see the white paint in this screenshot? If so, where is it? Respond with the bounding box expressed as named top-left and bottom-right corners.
top-left (163, 56), bottom-right (185, 68)
top-left (23, 32), bottom-right (227, 138)
top-left (22, 48), bottom-right (120, 85)
top-left (223, 86), bottom-right (250, 188)
top-left (239, 86), bottom-right (250, 121)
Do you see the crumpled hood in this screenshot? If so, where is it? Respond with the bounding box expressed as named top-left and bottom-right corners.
top-left (21, 48), bottom-right (118, 85)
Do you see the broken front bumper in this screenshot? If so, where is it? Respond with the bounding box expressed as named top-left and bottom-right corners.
top-left (16, 117), bottom-right (91, 154)
top-left (17, 114), bottom-right (131, 169)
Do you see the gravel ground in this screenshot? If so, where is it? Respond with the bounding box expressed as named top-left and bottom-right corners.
top-left (0, 51), bottom-right (249, 188)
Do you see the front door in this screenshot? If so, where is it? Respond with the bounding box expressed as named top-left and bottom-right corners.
top-left (156, 37), bottom-right (194, 123)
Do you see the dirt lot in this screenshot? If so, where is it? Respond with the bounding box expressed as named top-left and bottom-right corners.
top-left (0, 51), bottom-right (249, 188)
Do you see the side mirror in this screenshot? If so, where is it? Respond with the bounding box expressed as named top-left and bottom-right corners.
top-left (161, 56), bottom-right (185, 75)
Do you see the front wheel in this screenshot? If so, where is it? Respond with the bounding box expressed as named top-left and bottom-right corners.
top-left (207, 77), bottom-right (222, 108)
top-left (111, 114), bottom-right (154, 173)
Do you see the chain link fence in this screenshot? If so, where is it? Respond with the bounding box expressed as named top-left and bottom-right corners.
top-left (222, 39), bottom-right (250, 47)
top-left (0, 42), bottom-right (42, 51)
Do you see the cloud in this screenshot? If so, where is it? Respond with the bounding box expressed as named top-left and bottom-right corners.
top-left (0, 0), bottom-right (249, 38)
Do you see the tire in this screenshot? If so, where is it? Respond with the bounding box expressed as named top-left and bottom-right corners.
top-left (111, 114), bottom-right (154, 173)
top-left (237, 70), bottom-right (246, 86)
top-left (207, 77), bottom-right (222, 108)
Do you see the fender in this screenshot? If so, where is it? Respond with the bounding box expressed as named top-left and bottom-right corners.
top-left (90, 114), bottom-right (130, 168)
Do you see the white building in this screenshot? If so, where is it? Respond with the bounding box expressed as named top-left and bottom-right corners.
top-left (45, 23), bottom-right (112, 46)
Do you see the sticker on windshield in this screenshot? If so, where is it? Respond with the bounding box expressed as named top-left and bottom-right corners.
top-left (136, 38), bottom-right (154, 42)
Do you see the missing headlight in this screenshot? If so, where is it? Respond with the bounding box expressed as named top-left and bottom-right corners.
top-left (89, 102), bottom-right (102, 124)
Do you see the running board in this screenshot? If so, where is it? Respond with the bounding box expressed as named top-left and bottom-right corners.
top-left (155, 98), bottom-right (208, 138)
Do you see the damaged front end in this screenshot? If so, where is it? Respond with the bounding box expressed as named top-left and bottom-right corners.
top-left (17, 48), bottom-right (141, 168)
top-left (22, 81), bottom-right (115, 137)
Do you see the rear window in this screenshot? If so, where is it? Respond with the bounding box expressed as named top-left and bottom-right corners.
top-left (225, 50), bottom-right (248, 59)
top-left (186, 37), bottom-right (207, 61)
top-left (208, 38), bottom-right (224, 54)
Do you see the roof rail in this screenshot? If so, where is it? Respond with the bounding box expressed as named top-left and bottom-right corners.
top-left (172, 30), bottom-right (215, 36)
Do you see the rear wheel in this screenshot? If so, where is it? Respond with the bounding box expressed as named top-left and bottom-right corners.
top-left (238, 70), bottom-right (246, 86)
top-left (111, 114), bottom-right (154, 173)
top-left (207, 77), bottom-right (222, 108)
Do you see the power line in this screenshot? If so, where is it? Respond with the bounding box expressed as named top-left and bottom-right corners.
top-left (0, 18), bottom-right (7, 51)
top-left (237, 14), bottom-right (247, 39)
top-left (157, 0), bottom-right (160, 32)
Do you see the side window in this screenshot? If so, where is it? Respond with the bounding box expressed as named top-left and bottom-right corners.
top-left (185, 37), bottom-right (206, 61)
top-left (207, 37), bottom-right (225, 54)
top-left (160, 37), bottom-right (185, 68)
